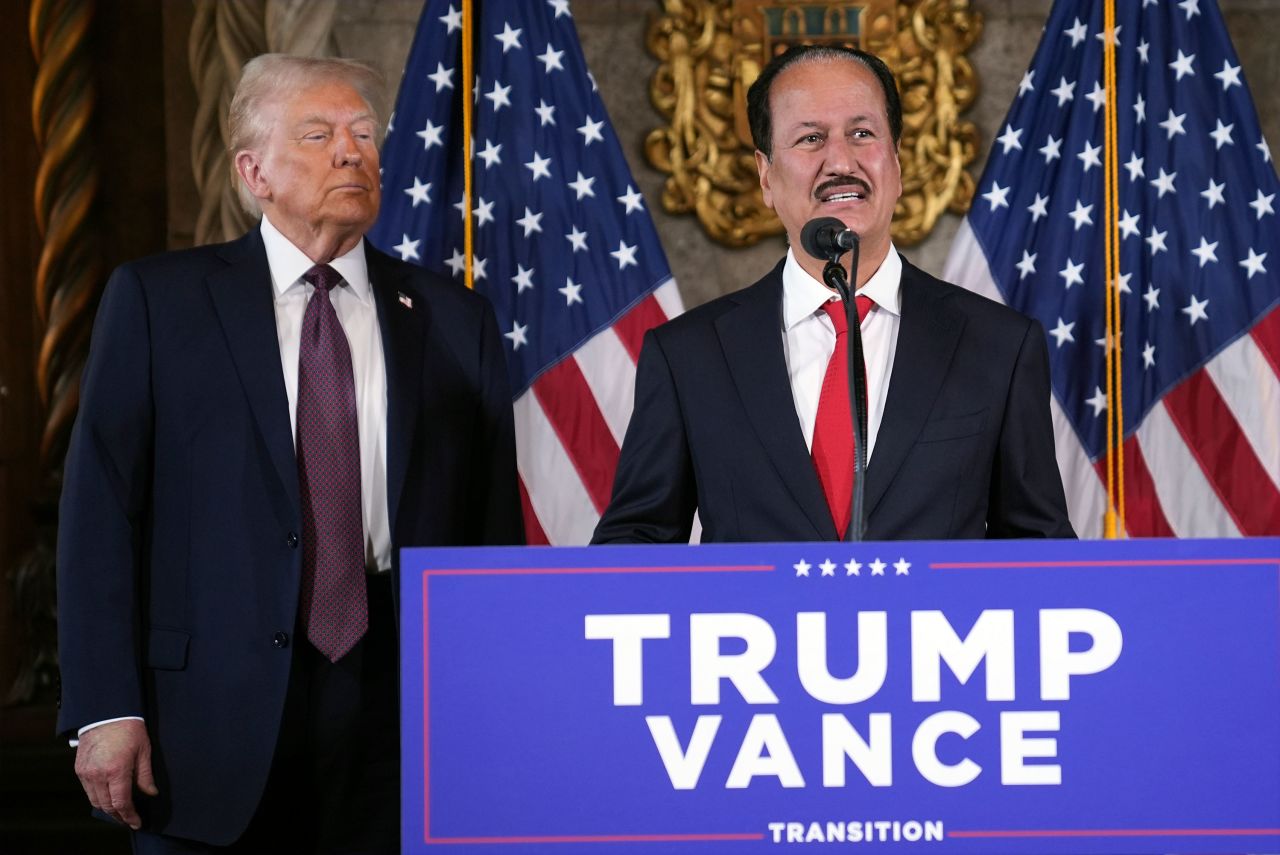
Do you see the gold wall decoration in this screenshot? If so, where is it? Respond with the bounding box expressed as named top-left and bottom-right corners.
top-left (645, 0), bottom-right (981, 247)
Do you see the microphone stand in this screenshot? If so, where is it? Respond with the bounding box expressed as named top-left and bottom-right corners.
top-left (820, 241), bottom-right (867, 541)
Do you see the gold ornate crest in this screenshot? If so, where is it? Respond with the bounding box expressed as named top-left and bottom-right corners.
top-left (645, 0), bottom-right (982, 247)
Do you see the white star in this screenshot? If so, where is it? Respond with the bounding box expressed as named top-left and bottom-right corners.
top-left (577, 116), bottom-right (605, 146)
top-left (387, 111), bottom-right (394, 134)
top-left (444, 247), bottom-right (465, 277)
top-left (495, 21), bottom-right (523, 53)
top-left (1150, 168), bottom-right (1177, 198)
top-left (403, 177), bottom-right (432, 207)
top-left (1260, 138), bottom-right (1273, 164)
top-left (982, 181), bottom-right (1010, 211)
top-left (548, 0), bottom-right (571, 17)
top-left (1143, 285), bottom-right (1160, 312)
top-left (1078, 140), bottom-right (1102, 173)
top-left (471, 256), bottom-right (488, 281)
top-left (1039, 134), bottom-right (1063, 164)
top-left (893, 558), bottom-right (911, 576)
top-left (588, 71), bottom-right (598, 92)
top-left (568, 171), bottom-right (596, 200)
top-left (524, 151), bottom-right (552, 181)
top-left (1178, 0), bottom-right (1200, 19)
top-left (617, 185), bottom-right (645, 214)
top-left (1086, 386), bottom-right (1107, 417)
top-left (1191, 236), bottom-right (1219, 267)
top-left (534, 99), bottom-right (556, 126)
top-left (416, 119), bottom-right (444, 150)
top-left (1028, 192), bottom-right (1050, 222)
top-left (428, 62), bottom-right (455, 92)
top-left (1064, 17), bottom-right (1087, 47)
top-left (566, 225), bottom-right (588, 252)
top-left (1135, 93), bottom-right (1146, 124)
top-left (1116, 271), bottom-right (1133, 294)
top-left (1215, 60), bottom-right (1242, 90)
top-left (1016, 250), bottom-right (1037, 280)
top-left (537, 43), bottom-right (564, 72)
top-left (473, 196), bottom-right (495, 227)
top-left (1182, 295), bottom-right (1209, 326)
top-left (477, 138), bottom-right (503, 169)
top-left (393, 234), bottom-right (420, 262)
top-left (1249, 189), bottom-right (1275, 220)
top-left (610, 240), bottom-right (639, 270)
top-left (1018, 69), bottom-right (1035, 96)
top-left (819, 559), bottom-right (836, 577)
top-left (504, 320), bottom-right (529, 350)
top-left (559, 277), bottom-right (584, 306)
top-left (869, 559), bottom-right (887, 576)
top-left (484, 80), bottom-right (512, 111)
top-left (1059, 258), bottom-right (1084, 289)
top-left (1069, 199), bottom-right (1094, 230)
top-left (844, 559), bottom-right (861, 576)
top-left (1239, 248), bottom-right (1268, 279)
top-left (794, 559), bottom-right (812, 577)
top-left (516, 206), bottom-right (543, 237)
top-left (1201, 178), bottom-right (1226, 209)
top-left (1142, 342), bottom-right (1156, 369)
top-left (997, 124), bottom-right (1023, 154)
top-left (1146, 226), bottom-right (1169, 255)
top-left (1168, 50), bottom-right (1196, 81)
top-left (1124, 151), bottom-right (1144, 181)
top-left (439, 3), bottom-right (462, 34)
top-left (1119, 209), bottom-right (1140, 239)
top-left (512, 264), bottom-right (535, 293)
top-left (1158, 109), bottom-right (1187, 140)
top-left (1137, 38), bottom-right (1150, 64)
top-left (1051, 76), bottom-right (1076, 106)
top-left (1049, 317), bottom-right (1075, 347)
top-left (1096, 24), bottom-right (1121, 45)
top-left (1085, 80), bottom-right (1107, 112)
top-left (1210, 119), bottom-right (1235, 150)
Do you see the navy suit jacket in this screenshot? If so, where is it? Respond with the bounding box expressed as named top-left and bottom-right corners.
top-left (593, 256), bottom-right (1074, 543)
top-left (56, 228), bottom-right (522, 844)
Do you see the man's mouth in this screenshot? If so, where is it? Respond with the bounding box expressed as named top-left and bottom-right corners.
top-left (816, 179), bottom-right (870, 203)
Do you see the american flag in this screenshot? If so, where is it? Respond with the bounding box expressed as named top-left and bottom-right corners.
top-left (369, 0), bottom-right (683, 544)
top-left (944, 0), bottom-right (1279, 537)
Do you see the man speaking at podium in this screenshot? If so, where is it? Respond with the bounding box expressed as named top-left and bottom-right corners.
top-left (56, 55), bottom-right (522, 852)
top-left (593, 45), bottom-right (1074, 544)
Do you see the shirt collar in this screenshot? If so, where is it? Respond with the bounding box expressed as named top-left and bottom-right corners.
top-left (781, 244), bottom-right (902, 331)
top-left (260, 214), bottom-right (372, 304)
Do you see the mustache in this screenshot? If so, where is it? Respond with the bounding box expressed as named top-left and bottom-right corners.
top-left (814, 176), bottom-right (871, 199)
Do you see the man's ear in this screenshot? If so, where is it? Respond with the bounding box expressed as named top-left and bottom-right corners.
top-left (234, 150), bottom-right (272, 202)
top-left (755, 149), bottom-right (773, 209)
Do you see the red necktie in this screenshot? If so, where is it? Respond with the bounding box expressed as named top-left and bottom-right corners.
top-left (811, 295), bottom-right (874, 539)
top-left (296, 264), bottom-right (367, 663)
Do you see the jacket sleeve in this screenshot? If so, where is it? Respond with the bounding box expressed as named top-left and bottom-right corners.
top-left (986, 318), bottom-right (1077, 538)
top-left (56, 264), bottom-right (154, 736)
top-left (591, 330), bottom-right (698, 544)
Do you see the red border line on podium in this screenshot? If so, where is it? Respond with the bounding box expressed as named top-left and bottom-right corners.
top-left (949, 828), bottom-right (1280, 839)
top-left (423, 564), bottom-right (774, 576)
top-left (930, 558), bottom-right (1279, 569)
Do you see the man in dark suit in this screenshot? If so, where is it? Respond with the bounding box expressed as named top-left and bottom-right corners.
top-left (57, 54), bottom-right (522, 852)
top-left (593, 45), bottom-right (1073, 543)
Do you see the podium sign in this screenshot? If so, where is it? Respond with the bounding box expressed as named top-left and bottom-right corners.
top-left (400, 538), bottom-right (1280, 853)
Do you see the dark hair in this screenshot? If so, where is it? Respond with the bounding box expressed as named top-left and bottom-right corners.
top-left (746, 44), bottom-right (902, 159)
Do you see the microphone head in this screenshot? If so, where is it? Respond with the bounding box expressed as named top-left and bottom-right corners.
top-left (800, 216), bottom-right (852, 261)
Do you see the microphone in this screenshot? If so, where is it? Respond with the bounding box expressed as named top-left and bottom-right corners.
top-left (800, 217), bottom-right (859, 261)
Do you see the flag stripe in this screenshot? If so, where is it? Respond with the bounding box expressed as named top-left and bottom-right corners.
top-left (1161, 370), bottom-right (1280, 536)
top-left (612, 294), bottom-right (669, 361)
top-left (518, 477), bottom-right (551, 546)
top-left (1092, 436), bottom-right (1175, 537)
top-left (652, 278), bottom-right (683, 322)
top-left (514, 392), bottom-right (600, 546)
top-left (1135, 402), bottom-right (1241, 537)
top-left (1206, 316), bottom-right (1280, 491)
top-left (530, 359), bottom-right (621, 513)
top-left (1050, 397), bottom-right (1108, 539)
top-left (1250, 305), bottom-right (1280, 379)
top-left (574, 329), bottom-right (638, 445)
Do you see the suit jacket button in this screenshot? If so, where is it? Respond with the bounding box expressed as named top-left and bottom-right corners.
top-left (286, 532), bottom-right (299, 548)
top-left (272, 631), bottom-right (290, 648)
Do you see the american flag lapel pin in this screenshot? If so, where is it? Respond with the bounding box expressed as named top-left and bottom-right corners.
top-left (398, 291), bottom-right (413, 309)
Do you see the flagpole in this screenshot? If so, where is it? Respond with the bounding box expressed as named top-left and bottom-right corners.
top-left (461, 0), bottom-right (475, 289)
top-left (1101, 0), bottom-right (1125, 537)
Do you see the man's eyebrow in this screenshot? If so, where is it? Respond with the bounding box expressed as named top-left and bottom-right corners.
top-left (292, 112), bottom-right (377, 128)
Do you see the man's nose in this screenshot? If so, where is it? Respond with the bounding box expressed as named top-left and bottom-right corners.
top-left (333, 129), bottom-right (363, 166)
top-left (823, 135), bottom-right (858, 175)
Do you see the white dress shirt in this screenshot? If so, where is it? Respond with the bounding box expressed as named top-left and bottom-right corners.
top-left (780, 245), bottom-right (903, 462)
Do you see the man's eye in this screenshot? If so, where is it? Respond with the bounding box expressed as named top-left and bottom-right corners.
top-left (799, 133), bottom-right (823, 145)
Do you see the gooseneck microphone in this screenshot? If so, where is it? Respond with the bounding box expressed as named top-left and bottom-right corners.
top-left (799, 217), bottom-right (867, 543)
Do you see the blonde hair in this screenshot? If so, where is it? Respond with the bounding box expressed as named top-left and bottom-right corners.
top-left (227, 53), bottom-right (386, 215)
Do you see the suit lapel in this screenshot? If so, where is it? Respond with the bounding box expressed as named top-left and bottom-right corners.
top-left (865, 259), bottom-right (965, 516)
top-left (367, 243), bottom-right (425, 539)
top-left (716, 264), bottom-right (833, 539)
top-left (206, 229), bottom-right (301, 517)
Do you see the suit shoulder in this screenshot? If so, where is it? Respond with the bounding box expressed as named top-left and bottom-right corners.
top-left (372, 247), bottom-right (494, 322)
top-left (650, 264), bottom-right (781, 344)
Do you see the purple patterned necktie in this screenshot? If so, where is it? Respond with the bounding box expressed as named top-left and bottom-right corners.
top-left (296, 263), bottom-right (366, 663)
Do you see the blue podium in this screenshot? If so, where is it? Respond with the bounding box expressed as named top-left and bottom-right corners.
top-left (400, 538), bottom-right (1280, 853)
